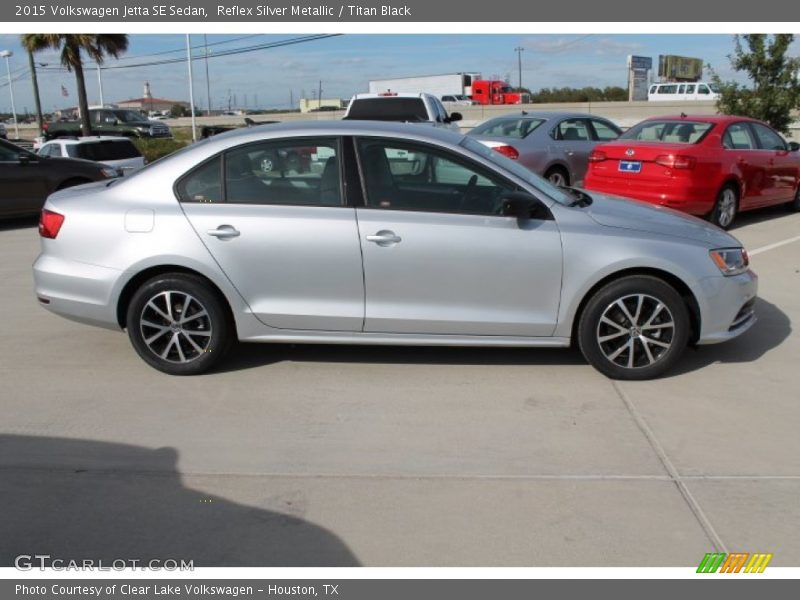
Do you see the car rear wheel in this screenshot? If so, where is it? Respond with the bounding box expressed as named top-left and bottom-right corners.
top-left (126, 273), bottom-right (233, 375)
top-left (577, 276), bottom-right (690, 380)
top-left (544, 166), bottom-right (569, 187)
top-left (710, 184), bottom-right (738, 229)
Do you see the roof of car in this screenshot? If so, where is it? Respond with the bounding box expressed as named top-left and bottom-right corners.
top-left (203, 119), bottom-right (465, 146)
top-left (479, 111), bottom-right (600, 121)
top-left (350, 93), bottom-right (431, 99)
top-left (641, 115), bottom-right (760, 124)
top-left (46, 136), bottom-right (134, 144)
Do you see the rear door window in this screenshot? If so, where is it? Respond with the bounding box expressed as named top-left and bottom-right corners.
top-left (722, 123), bottom-right (757, 150)
top-left (552, 119), bottom-right (591, 141)
top-left (589, 119), bottom-right (622, 141)
top-left (751, 123), bottom-right (786, 151)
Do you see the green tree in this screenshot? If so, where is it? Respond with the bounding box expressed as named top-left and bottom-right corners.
top-left (711, 34), bottom-right (800, 134)
top-left (170, 103), bottom-right (189, 118)
top-left (21, 34), bottom-right (129, 136)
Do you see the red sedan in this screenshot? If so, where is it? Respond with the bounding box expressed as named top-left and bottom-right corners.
top-left (584, 115), bottom-right (800, 228)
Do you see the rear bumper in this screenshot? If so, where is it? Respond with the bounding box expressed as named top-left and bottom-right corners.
top-left (585, 176), bottom-right (716, 215)
top-left (696, 269), bottom-right (758, 344)
top-left (33, 254), bottom-right (122, 331)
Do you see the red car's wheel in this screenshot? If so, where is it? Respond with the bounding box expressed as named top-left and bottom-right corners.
top-left (709, 184), bottom-right (739, 229)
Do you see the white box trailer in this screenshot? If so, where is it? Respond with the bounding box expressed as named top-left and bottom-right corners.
top-left (368, 73), bottom-right (482, 98)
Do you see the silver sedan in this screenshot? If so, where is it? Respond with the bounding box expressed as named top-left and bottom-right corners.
top-left (34, 121), bottom-right (756, 379)
top-left (468, 111), bottom-right (622, 186)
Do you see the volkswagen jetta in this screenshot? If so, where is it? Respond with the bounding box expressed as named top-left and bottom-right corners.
top-left (33, 121), bottom-right (757, 379)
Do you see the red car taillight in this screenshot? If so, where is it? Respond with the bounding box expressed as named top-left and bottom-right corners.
top-left (655, 154), bottom-right (696, 170)
top-left (588, 150), bottom-right (607, 162)
top-left (492, 144), bottom-right (519, 160)
top-left (39, 209), bottom-right (65, 239)
top-left (42, 122), bottom-right (49, 131)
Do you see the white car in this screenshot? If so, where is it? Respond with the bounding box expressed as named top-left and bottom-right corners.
top-left (344, 92), bottom-right (463, 131)
top-left (37, 136), bottom-right (146, 176)
top-left (441, 94), bottom-right (475, 106)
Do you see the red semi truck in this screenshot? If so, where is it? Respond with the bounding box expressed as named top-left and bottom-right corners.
top-left (367, 73), bottom-right (528, 105)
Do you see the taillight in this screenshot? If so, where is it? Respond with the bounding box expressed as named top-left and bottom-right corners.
top-left (655, 154), bottom-right (696, 169)
top-left (42, 122), bottom-right (49, 131)
top-left (588, 150), bottom-right (607, 162)
top-left (39, 209), bottom-right (65, 239)
top-left (492, 144), bottom-right (519, 160)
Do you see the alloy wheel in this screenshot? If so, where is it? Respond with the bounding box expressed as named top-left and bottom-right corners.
top-left (716, 188), bottom-right (737, 228)
top-left (139, 291), bottom-right (212, 364)
top-left (547, 170), bottom-right (567, 186)
top-left (596, 293), bottom-right (675, 369)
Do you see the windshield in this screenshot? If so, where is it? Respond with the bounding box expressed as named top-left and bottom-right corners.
top-left (470, 117), bottom-right (545, 139)
top-left (620, 120), bottom-right (714, 143)
top-left (113, 110), bottom-right (149, 123)
top-left (460, 137), bottom-right (572, 205)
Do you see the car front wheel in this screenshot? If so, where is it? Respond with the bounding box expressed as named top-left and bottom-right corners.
top-left (577, 276), bottom-right (690, 380)
top-left (126, 273), bottom-right (233, 375)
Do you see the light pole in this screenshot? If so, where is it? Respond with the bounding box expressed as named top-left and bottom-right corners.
top-left (203, 34), bottom-right (211, 116)
top-left (0, 50), bottom-right (20, 139)
top-left (185, 34), bottom-right (197, 142)
top-left (96, 65), bottom-right (105, 107)
top-left (514, 46), bottom-right (524, 93)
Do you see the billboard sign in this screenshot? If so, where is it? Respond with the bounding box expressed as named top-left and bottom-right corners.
top-left (658, 55), bottom-right (704, 81)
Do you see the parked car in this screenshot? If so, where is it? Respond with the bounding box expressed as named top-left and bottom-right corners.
top-left (648, 82), bottom-right (720, 102)
top-left (441, 94), bottom-right (475, 106)
top-left (583, 115), bottom-right (800, 228)
top-left (43, 108), bottom-right (172, 140)
top-left (34, 121), bottom-right (757, 380)
top-left (468, 112), bottom-right (623, 186)
top-left (0, 137), bottom-right (118, 218)
top-left (0, 122), bottom-right (6, 139)
top-left (344, 92), bottom-right (462, 130)
top-left (38, 137), bottom-right (146, 176)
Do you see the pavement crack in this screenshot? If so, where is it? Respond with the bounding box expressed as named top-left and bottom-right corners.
top-left (612, 380), bottom-right (728, 553)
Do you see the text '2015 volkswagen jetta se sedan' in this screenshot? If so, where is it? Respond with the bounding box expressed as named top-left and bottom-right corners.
top-left (33, 121), bottom-right (757, 379)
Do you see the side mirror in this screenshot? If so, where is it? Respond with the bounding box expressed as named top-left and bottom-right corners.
top-left (18, 154), bottom-right (35, 165)
top-left (500, 191), bottom-right (549, 220)
top-left (788, 141), bottom-right (800, 152)
top-left (447, 112), bottom-right (463, 123)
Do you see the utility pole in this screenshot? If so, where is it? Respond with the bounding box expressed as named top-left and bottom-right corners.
top-left (96, 65), bottom-right (104, 106)
top-left (185, 34), bottom-right (197, 142)
top-left (318, 80), bottom-right (322, 109)
top-left (0, 50), bottom-right (20, 138)
top-left (203, 34), bottom-right (211, 115)
top-left (26, 48), bottom-right (44, 137)
top-left (514, 46), bottom-right (524, 92)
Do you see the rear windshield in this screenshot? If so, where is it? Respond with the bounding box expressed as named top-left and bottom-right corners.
top-left (345, 98), bottom-right (428, 122)
top-left (621, 120), bottom-right (714, 144)
top-left (471, 118), bottom-right (545, 139)
top-left (66, 140), bottom-right (142, 161)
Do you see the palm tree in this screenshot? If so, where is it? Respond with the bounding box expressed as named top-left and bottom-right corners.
top-left (21, 34), bottom-right (128, 136)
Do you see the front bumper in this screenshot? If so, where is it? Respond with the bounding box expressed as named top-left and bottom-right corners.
top-left (33, 254), bottom-right (123, 331)
top-left (696, 269), bottom-right (758, 344)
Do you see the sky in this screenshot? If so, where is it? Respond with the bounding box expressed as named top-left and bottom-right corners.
top-left (0, 33), bottom-right (792, 114)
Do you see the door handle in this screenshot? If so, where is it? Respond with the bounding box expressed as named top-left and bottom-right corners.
top-left (206, 225), bottom-right (240, 239)
top-left (565, 150), bottom-right (575, 156)
top-left (366, 230), bottom-right (402, 246)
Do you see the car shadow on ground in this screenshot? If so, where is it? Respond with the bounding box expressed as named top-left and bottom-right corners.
top-left (0, 435), bottom-right (360, 567)
top-left (730, 204), bottom-right (796, 229)
top-left (0, 216), bottom-right (38, 232)
top-left (671, 297), bottom-right (791, 376)
top-left (219, 296), bottom-right (790, 377)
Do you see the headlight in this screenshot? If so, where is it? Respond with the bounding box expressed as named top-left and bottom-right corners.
top-left (709, 248), bottom-right (749, 276)
top-left (100, 167), bottom-right (120, 178)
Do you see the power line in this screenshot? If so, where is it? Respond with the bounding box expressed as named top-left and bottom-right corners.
top-left (39, 34), bottom-right (342, 73)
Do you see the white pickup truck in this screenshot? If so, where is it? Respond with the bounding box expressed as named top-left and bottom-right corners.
top-left (343, 92), bottom-right (463, 131)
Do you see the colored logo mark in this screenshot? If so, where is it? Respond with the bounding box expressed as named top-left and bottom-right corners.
top-left (697, 552), bottom-right (773, 573)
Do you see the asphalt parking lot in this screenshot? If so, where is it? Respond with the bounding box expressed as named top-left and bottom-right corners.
top-left (0, 207), bottom-right (798, 567)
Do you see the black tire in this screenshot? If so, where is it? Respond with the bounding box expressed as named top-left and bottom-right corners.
top-left (709, 183), bottom-right (739, 229)
top-left (787, 186), bottom-right (800, 212)
top-left (544, 166), bottom-right (570, 187)
top-left (126, 273), bottom-right (233, 375)
top-left (577, 275), bottom-right (690, 380)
